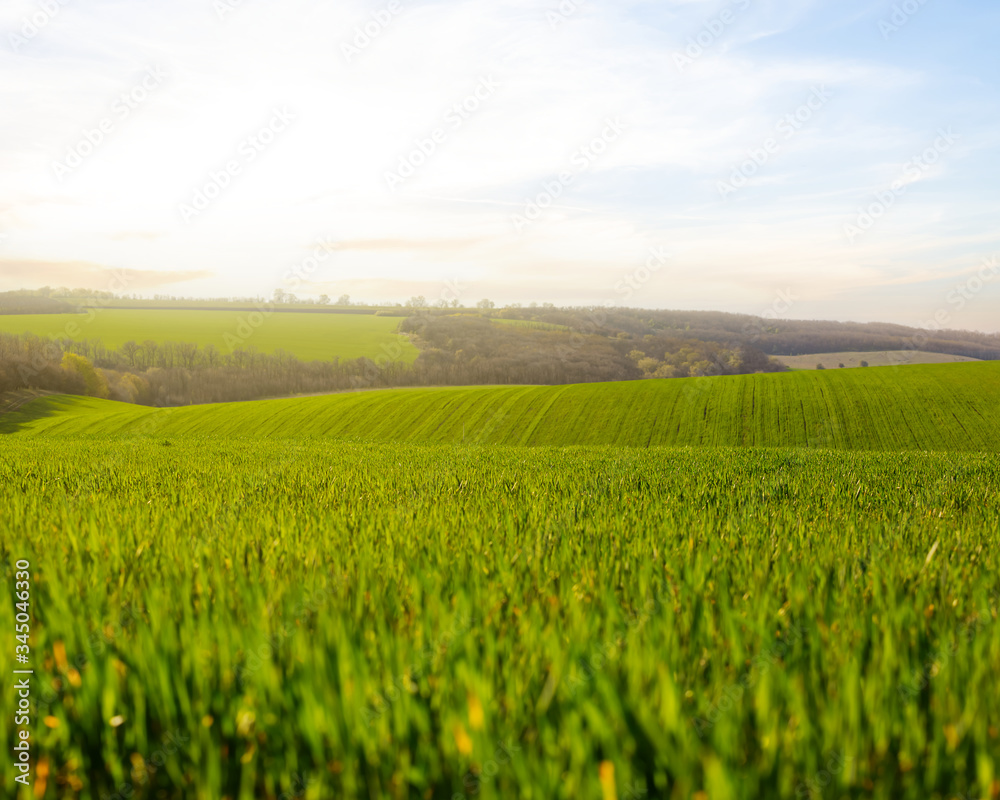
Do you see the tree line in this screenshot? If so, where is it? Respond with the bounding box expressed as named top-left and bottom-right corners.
top-left (3, 304), bottom-right (997, 408)
top-left (0, 333), bottom-right (407, 406)
top-left (0, 291), bottom-right (77, 315)
top-left (486, 306), bottom-right (1000, 360)
top-left (0, 313), bottom-right (787, 407)
top-left (399, 315), bottom-right (786, 385)
top-left (7, 288), bottom-right (1000, 360)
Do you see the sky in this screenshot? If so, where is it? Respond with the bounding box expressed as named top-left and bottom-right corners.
top-left (1, 0), bottom-right (998, 331)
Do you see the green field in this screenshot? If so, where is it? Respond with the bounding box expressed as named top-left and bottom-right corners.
top-left (2, 440), bottom-right (999, 799)
top-left (3, 364), bottom-right (1000, 799)
top-left (4, 362), bottom-right (1000, 451)
top-left (0, 310), bottom-right (418, 364)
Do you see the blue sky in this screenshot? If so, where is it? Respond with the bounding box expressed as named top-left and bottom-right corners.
top-left (1, 0), bottom-right (998, 331)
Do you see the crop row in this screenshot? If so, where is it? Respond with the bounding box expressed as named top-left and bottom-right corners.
top-left (2, 441), bottom-right (999, 798)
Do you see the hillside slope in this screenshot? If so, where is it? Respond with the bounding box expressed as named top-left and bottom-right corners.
top-left (3, 362), bottom-right (999, 451)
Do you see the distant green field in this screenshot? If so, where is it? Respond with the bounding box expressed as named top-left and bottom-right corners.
top-left (5, 361), bottom-right (1000, 451)
top-left (0, 309), bottom-right (418, 363)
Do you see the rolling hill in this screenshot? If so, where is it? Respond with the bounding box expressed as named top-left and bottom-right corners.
top-left (4, 361), bottom-right (999, 451)
top-left (5, 360), bottom-right (1000, 799)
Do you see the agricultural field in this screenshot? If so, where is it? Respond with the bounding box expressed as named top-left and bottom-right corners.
top-left (4, 361), bottom-right (1000, 452)
top-left (0, 310), bottom-right (418, 364)
top-left (776, 351), bottom-right (982, 370)
top-left (3, 364), bottom-right (1000, 799)
top-left (1, 438), bottom-right (999, 800)
top-left (5, 1), bottom-right (998, 798)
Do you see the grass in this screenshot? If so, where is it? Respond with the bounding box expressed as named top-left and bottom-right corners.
top-left (3, 364), bottom-right (1000, 798)
top-left (1, 441), bottom-right (999, 799)
top-left (4, 361), bottom-right (1000, 452)
top-left (0, 310), bottom-right (419, 364)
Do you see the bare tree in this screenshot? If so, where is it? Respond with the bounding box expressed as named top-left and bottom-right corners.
top-left (121, 340), bottom-right (141, 368)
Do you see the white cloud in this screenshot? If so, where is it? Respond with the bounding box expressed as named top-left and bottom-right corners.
top-left (0, 0), bottom-right (996, 330)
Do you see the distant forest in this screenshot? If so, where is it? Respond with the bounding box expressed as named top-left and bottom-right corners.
top-left (0, 320), bottom-right (783, 406)
top-left (4, 288), bottom-right (997, 358)
top-left (1, 288), bottom-right (998, 407)
top-left (0, 290), bottom-right (77, 315)
top-left (491, 305), bottom-right (1000, 361)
